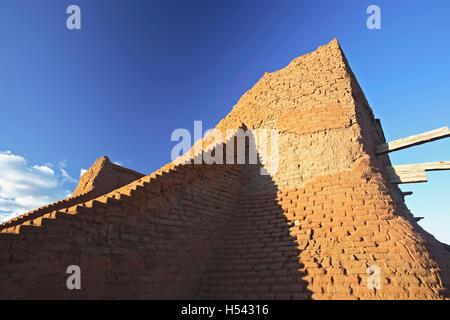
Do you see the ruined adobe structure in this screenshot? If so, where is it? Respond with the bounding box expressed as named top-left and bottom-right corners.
top-left (1, 39), bottom-right (449, 299)
top-left (72, 156), bottom-right (145, 197)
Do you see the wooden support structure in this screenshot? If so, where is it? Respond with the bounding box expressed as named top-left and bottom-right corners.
top-left (385, 167), bottom-right (427, 184)
top-left (386, 161), bottom-right (450, 184)
top-left (376, 127), bottom-right (450, 155)
top-left (392, 161), bottom-right (450, 172)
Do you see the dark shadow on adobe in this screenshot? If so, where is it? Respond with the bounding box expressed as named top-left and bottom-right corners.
top-left (197, 128), bottom-right (312, 299)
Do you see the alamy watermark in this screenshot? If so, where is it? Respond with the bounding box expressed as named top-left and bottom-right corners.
top-left (66, 265), bottom-right (81, 290)
top-left (66, 5), bottom-right (81, 30)
top-left (171, 121), bottom-right (279, 175)
top-left (366, 5), bottom-right (381, 30)
top-left (366, 265), bottom-right (381, 289)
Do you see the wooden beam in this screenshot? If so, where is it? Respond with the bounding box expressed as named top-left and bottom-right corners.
top-left (376, 127), bottom-right (450, 155)
top-left (385, 167), bottom-right (428, 184)
top-left (392, 161), bottom-right (450, 173)
top-left (385, 161), bottom-right (450, 184)
top-left (402, 191), bottom-right (413, 196)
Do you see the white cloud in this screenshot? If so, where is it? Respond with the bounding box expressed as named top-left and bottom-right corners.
top-left (60, 168), bottom-right (78, 184)
top-left (0, 150), bottom-right (79, 223)
top-left (80, 168), bottom-right (87, 177)
top-left (33, 165), bottom-right (55, 175)
top-left (58, 159), bottom-right (67, 169)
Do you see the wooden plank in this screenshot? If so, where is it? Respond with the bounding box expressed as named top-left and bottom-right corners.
top-left (385, 161), bottom-right (450, 184)
top-left (393, 172), bottom-right (427, 184)
top-left (385, 167), bottom-right (428, 184)
top-left (392, 161), bottom-right (450, 173)
top-left (376, 127), bottom-right (450, 155)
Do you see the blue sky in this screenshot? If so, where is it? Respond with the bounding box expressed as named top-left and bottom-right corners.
top-left (0, 1), bottom-right (449, 242)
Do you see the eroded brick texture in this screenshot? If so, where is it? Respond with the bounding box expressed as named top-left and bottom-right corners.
top-left (1, 39), bottom-right (449, 299)
top-left (73, 156), bottom-right (145, 197)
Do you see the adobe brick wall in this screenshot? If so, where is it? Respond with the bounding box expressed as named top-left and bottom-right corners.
top-left (0, 39), bottom-right (449, 299)
top-left (0, 190), bottom-right (95, 231)
top-left (0, 158), bottom-right (243, 299)
top-left (73, 156), bottom-right (145, 197)
top-left (0, 156), bottom-right (144, 232)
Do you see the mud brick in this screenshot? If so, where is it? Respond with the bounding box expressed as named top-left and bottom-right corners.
top-left (0, 39), bottom-right (448, 301)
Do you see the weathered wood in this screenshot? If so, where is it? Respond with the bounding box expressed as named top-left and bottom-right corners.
top-left (385, 167), bottom-right (428, 184)
top-left (385, 161), bottom-right (450, 184)
top-left (376, 127), bottom-right (450, 155)
top-left (392, 161), bottom-right (450, 173)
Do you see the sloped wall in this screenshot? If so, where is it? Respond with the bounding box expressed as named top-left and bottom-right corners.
top-left (199, 38), bottom-right (450, 299)
top-left (1, 39), bottom-right (449, 299)
top-left (0, 161), bottom-right (243, 299)
top-left (0, 156), bottom-right (145, 232)
top-left (73, 156), bottom-right (145, 197)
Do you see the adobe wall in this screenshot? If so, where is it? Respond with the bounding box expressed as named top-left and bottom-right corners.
top-left (0, 156), bottom-right (145, 232)
top-left (73, 156), bottom-right (145, 197)
top-left (196, 39), bottom-right (450, 299)
top-left (1, 39), bottom-right (449, 299)
top-left (0, 160), bottom-right (243, 299)
top-left (0, 190), bottom-right (95, 231)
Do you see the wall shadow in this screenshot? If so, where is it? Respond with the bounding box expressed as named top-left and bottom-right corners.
top-left (0, 126), bottom-right (313, 300)
top-left (197, 129), bottom-right (312, 299)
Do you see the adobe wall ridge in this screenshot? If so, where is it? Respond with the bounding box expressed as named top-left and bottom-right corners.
top-left (0, 189), bottom-right (97, 231)
top-left (110, 162), bottom-right (145, 179)
top-left (73, 155), bottom-right (146, 197)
